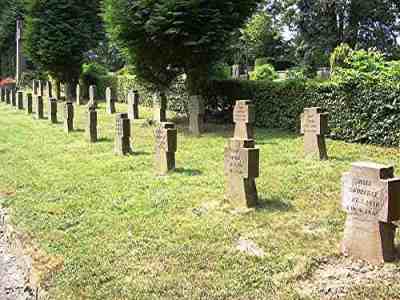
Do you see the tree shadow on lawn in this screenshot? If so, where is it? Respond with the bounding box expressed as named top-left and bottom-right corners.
top-left (256, 196), bottom-right (294, 213)
top-left (97, 137), bottom-right (113, 143)
top-left (175, 168), bottom-right (203, 176)
top-left (328, 155), bottom-right (355, 163)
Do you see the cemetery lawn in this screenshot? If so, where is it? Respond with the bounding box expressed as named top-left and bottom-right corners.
top-left (1, 102), bottom-right (400, 300)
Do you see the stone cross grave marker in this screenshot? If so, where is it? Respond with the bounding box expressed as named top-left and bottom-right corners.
top-left (155, 122), bottom-right (177, 175)
top-left (153, 92), bottom-right (167, 123)
top-left (89, 85), bottom-right (96, 107)
top-left (189, 95), bottom-right (205, 136)
top-left (128, 90), bottom-right (139, 120)
top-left (106, 87), bottom-right (116, 114)
top-left (341, 162), bottom-right (400, 264)
top-left (48, 98), bottom-right (58, 124)
top-left (35, 95), bottom-right (44, 119)
top-left (64, 102), bottom-right (74, 133)
top-left (300, 107), bottom-right (328, 160)
top-left (76, 84), bottom-right (82, 105)
top-left (17, 91), bottom-right (24, 110)
top-left (224, 100), bottom-right (259, 208)
top-left (86, 104), bottom-right (98, 143)
top-left (25, 93), bottom-right (32, 114)
top-left (46, 81), bottom-right (52, 99)
top-left (115, 113), bottom-right (132, 155)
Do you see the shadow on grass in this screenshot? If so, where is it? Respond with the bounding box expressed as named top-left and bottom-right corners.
top-left (175, 168), bottom-right (202, 176)
top-left (329, 155), bottom-right (354, 163)
top-left (74, 128), bottom-right (85, 133)
top-left (97, 137), bottom-right (113, 143)
top-left (256, 196), bottom-right (293, 212)
top-left (132, 150), bottom-right (150, 156)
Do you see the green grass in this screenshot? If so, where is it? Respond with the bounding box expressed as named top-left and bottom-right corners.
top-left (1, 100), bottom-right (400, 299)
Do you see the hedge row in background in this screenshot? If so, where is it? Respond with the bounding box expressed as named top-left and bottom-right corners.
top-left (206, 77), bottom-right (400, 147)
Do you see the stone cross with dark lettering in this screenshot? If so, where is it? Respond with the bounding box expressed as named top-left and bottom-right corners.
top-left (115, 113), bottom-right (132, 155)
top-left (25, 93), bottom-right (32, 114)
top-left (189, 95), bottom-right (205, 136)
top-left (48, 98), bottom-right (58, 124)
top-left (64, 102), bottom-right (74, 133)
top-left (35, 96), bottom-right (44, 119)
top-left (16, 91), bottom-right (24, 110)
top-left (300, 107), bottom-right (328, 160)
top-left (86, 104), bottom-right (98, 143)
top-left (155, 122), bottom-right (177, 175)
top-left (89, 85), bottom-right (96, 107)
top-left (224, 100), bottom-right (259, 208)
top-left (106, 87), bottom-right (116, 114)
top-left (341, 162), bottom-right (400, 264)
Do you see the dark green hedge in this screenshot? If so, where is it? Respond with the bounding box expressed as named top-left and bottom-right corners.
top-left (206, 78), bottom-right (400, 147)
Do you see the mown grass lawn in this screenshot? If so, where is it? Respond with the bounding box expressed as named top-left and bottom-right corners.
top-left (1, 100), bottom-right (400, 299)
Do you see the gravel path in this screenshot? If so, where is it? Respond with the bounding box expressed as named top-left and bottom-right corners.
top-left (0, 208), bottom-right (36, 300)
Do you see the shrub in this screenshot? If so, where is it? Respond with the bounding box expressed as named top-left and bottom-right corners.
top-left (250, 64), bottom-right (278, 81)
top-left (255, 57), bottom-right (270, 66)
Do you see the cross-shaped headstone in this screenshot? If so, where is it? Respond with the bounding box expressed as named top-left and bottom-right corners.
top-left (86, 104), bottom-right (97, 143)
top-left (32, 80), bottom-right (38, 96)
top-left (64, 102), bottom-right (74, 133)
top-left (48, 98), bottom-right (58, 124)
top-left (25, 93), bottom-right (32, 115)
top-left (11, 88), bottom-right (16, 107)
top-left (155, 122), bottom-right (177, 175)
top-left (106, 87), bottom-right (116, 114)
top-left (341, 162), bottom-right (400, 264)
top-left (224, 100), bottom-right (259, 208)
top-left (128, 90), bottom-right (139, 120)
top-left (115, 113), bottom-right (132, 155)
top-left (0, 88), bottom-right (5, 102)
top-left (300, 107), bottom-right (329, 160)
top-left (5, 88), bottom-right (10, 105)
top-left (189, 95), bottom-right (205, 136)
top-left (38, 81), bottom-right (44, 97)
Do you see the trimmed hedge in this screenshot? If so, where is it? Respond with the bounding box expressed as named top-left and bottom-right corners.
top-left (206, 78), bottom-right (400, 147)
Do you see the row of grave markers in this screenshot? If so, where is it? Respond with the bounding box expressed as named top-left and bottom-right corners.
top-left (2, 84), bottom-right (400, 266)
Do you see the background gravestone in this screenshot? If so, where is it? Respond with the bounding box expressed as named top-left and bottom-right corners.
top-left (189, 95), bottom-right (205, 136)
top-left (46, 81), bottom-right (53, 100)
top-left (155, 122), bottom-right (177, 175)
top-left (64, 102), bottom-right (74, 133)
top-left (35, 96), bottom-right (44, 119)
top-left (115, 113), bottom-right (132, 155)
top-left (17, 91), bottom-right (24, 110)
top-left (89, 85), bottom-right (96, 107)
top-left (0, 88), bottom-right (5, 103)
top-left (5, 89), bottom-right (10, 105)
top-left (25, 93), bottom-right (33, 114)
top-left (11, 89), bottom-right (16, 107)
top-left (86, 104), bottom-right (98, 143)
top-left (128, 90), bottom-right (139, 120)
top-left (106, 87), bottom-right (116, 114)
top-left (341, 162), bottom-right (400, 264)
top-left (153, 92), bottom-right (167, 123)
top-left (38, 81), bottom-right (44, 97)
top-left (48, 98), bottom-right (58, 123)
top-left (300, 107), bottom-right (329, 160)
top-left (224, 100), bottom-right (259, 208)
top-left (32, 80), bottom-right (39, 96)
top-left (76, 84), bottom-right (82, 105)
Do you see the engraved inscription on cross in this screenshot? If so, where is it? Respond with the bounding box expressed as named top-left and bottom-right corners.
top-left (155, 122), bottom-right (177, 175)
top-left (341, 162), bottom-right (400, 264)
top-left (300, 107), bottom-right (328, 160)
top-left (233, 100), bottom-right (255, 140)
